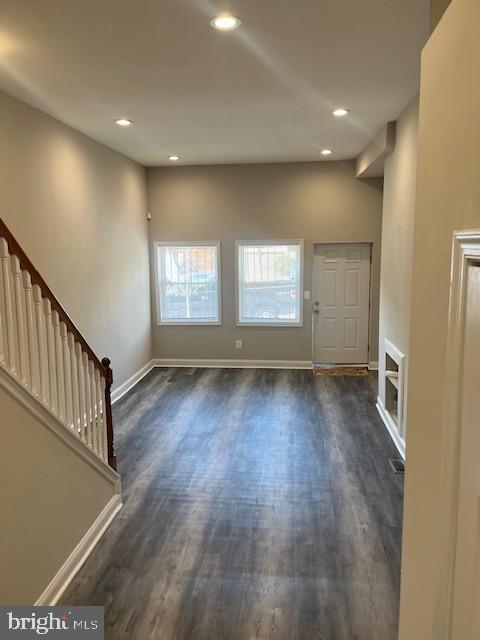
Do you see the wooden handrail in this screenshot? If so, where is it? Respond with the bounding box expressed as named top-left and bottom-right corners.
top-left (0, 217), bottom-right (116, 471)
top-left (0, 218), bottom-right (107, 376)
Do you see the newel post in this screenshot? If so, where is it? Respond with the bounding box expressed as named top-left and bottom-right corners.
top-left (101, 357), bottom-right (117, 471)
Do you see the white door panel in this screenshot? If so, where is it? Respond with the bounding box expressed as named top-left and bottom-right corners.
top-left (345, 269), bottom-right (359, 306)
top-left (313, 243), bottom-right (370, 364)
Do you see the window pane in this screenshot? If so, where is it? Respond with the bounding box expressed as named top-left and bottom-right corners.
top-left (238, 243), bottom-right (302, 324)
top-left (157, 244), bottom-right (219, 323)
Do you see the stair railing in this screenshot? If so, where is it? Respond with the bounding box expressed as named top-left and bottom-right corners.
top-left (0, 218), bottom-right (116, 470)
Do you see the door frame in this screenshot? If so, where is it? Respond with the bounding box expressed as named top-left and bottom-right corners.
top-left (311, 242), bottom-right (372, 365)
top-left (434, 229), bottom-right (480, 639)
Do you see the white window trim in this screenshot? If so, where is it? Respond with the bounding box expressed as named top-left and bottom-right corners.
top-left (235, 239), bottom-right (304, 327)
top-left (154, 241), bottom-right (222, 326)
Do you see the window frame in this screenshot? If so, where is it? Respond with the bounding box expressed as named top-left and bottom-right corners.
top-left (235, 239), bottom-right (304, 327)
top-left (154, 240), bottom-right (222, 326)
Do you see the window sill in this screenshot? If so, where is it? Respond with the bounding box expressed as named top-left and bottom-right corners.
top-left (236, 321), bottom-right (303, 328)
top-left (157, 320), bottom-right (222, 326)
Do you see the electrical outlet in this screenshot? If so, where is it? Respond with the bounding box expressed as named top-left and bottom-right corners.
top-left (304, 290), bottom-right (311, 299)
top-left (235, 339), bottom-right (242, 349)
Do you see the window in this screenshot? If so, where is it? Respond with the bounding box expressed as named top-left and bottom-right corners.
top-left (155, 242), bottom-right (221, 324)
top-left (237, 241), bottom-right (303, 325)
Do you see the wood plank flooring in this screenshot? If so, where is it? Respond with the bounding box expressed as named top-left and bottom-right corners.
top-left (62, 368), bottom-right (403, 640)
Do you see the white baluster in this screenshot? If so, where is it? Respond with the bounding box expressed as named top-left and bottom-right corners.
top-left (33, 285), bottom-right (48, 404)
top-left (61, 323), bottom-right (73, 430)
top-left (69, 335), bottom-right (80, 436)
top-left (0, 239), bottom-right (16, 375)
top-left (95, 369), bottom-right (104, 459)
top-left (23, 272), bottom-right (38, 395)
top-left (11, 256), bottom-right (28, 385)
top-left (76, 343), bottom-right (87, 443)
top-left (83, 354), bottom-right (93, 449)
top-left (53, 312), bottom-right (66, 424)
top-left (44, 299), bottom-right (57, 414)
top-left (100, 375), bottom-right (108, 463)
top-left (90, 364), bottom-right (99, 455)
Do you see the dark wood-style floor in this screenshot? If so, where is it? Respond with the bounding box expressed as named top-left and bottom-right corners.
top-left (62, 368), bottom-right (403, 640)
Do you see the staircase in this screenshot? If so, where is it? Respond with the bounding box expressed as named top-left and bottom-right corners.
top-left (0, 218), bottom-right (117, 471)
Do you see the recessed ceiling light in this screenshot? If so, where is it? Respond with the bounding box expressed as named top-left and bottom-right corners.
top-left (210, 14), bottom-right (242, 31)
top-left (168, 155), bottom-right (180, 161)
top-left (321, 149), bottom-right (332, 156)
top-left (115, 118), bottom-right (133, 127)
top-left (332, 108), bottom-right (350, 117)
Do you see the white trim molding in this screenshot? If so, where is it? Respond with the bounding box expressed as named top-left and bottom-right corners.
top-left (112, 359), bottom-right (155, 404)
top-left (368, 361), bottom-right (379, 371)
top-left (385, 339), bottom-right (406, 438)
top-left (35, 493), bottom-right (122, 605)
top-left (376, 339), bottom-right (406, 459)
top-left (152, 358), bottom-right (312, 369)
top-left (434, 229), bottom-right (480, 639)
top-left (376, 396), bottom-right (406, 459)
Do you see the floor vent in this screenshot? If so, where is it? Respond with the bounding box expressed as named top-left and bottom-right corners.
top-left (389, 458), bottom-right (405, 474)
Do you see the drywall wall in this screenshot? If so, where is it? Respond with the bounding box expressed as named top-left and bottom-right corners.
top-left (398, 0), bottom-right (479, 637)
top-left (378, 96), bottom-right (419, 440)
top-left (430, 0), bottom-right (451, 31)
top-left (147, 162), bottom-right (383, 364)
top-left (0, 382), bottom-right (118, 604)
top-left (355, 122), bottom-right (396, 178)
top-left (0, 91), bottom-right (151, 390)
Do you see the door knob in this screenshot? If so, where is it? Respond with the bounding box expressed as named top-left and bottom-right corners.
top-left (314, 309), bottom-right (320, 314)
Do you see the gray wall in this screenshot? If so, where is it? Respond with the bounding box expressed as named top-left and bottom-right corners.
top-left (378, 96), bottom-right (419, 430)
top-left (430, 0), bottom-right (452, 31)
top-left (147, 162), bottom-right (383, 363)
top-left (0, 91), bottom-right (151, 389)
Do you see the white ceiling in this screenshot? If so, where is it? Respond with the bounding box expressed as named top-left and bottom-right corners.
top-left (0, 0), bottom-right (429, 166)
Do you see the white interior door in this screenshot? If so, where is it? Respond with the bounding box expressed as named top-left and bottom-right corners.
top-left (312, 243), bottom-right (371, 364)
top-left (451, 265), bottom-right (480, 639)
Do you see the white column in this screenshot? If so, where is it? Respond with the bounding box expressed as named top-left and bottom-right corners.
top-left (69, 335), bottom-right (80, 436)
top-left (95, 369), bottom-right (104, 459)
top-left (0, 239), bottom-right (16, 375)
top-left (90, 364), bottom-right (99, 455)
top-left (11, 256), bottom-right (28, 385)
top-left (76, 343), bottom-right (87, 443)
top-left (100, 375), bottom-right (108, 463)
top-left (53, 311), bottom-right (66, 424)
top-left (33, 284), bottom-right (48, 404)
top-left (44, 299), bottom-right (57, 414)
top-left (83, 354), bottom-right (93, 449)
top-left (23, 271), bottom-right (38, 395)
top-left (61, 323), bottom-right (73, 430)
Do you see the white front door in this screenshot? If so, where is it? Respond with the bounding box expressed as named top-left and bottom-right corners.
top-left (312, 243), bottom-right (371, 364)
top-left (451, 265), bottom-right (480, 639)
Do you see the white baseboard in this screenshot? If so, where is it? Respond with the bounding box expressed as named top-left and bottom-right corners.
top-left (152, 358), bottom-right (313, 369)
top-left (368, 361), bottom-right (379, 371)
top-left (35, 493), bottom-right (122, 605)
top-left (376, 396), bottom-right (406, 459)
top-left (112, 359), bottom-right (155, 404)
